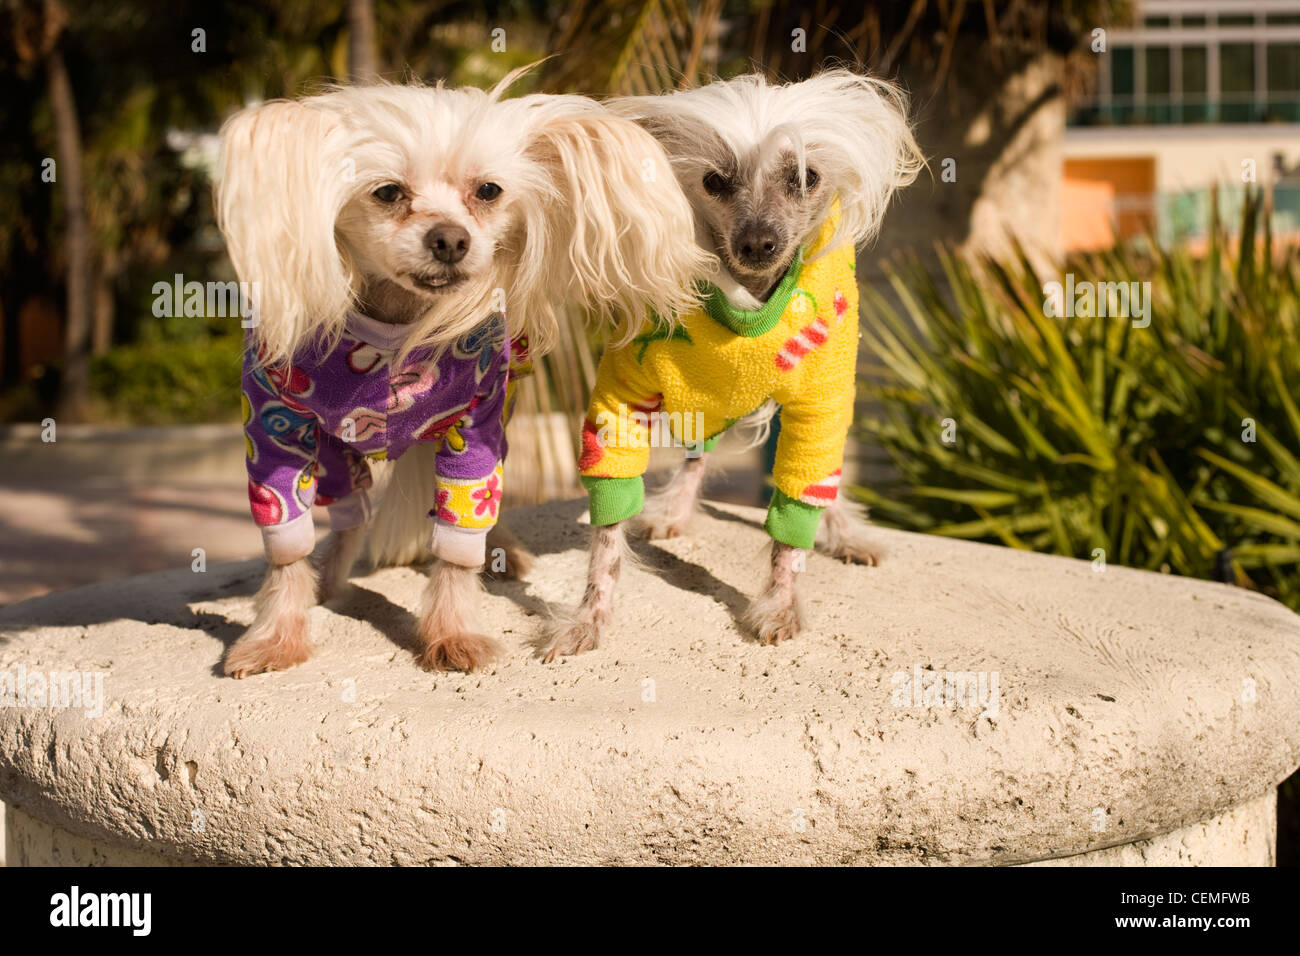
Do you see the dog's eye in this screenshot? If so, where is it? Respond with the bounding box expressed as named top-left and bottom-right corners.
top-left (372, 184), bottom-right (404, 203)
top-left (475, 182), bottom-right (503, 202)
top-left (702, 171), bottom-right (732, 196)
top-left (790, 167), bottom-right (820, 192)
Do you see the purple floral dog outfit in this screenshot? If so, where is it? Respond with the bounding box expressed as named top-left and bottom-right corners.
top-left (241, 310), bottom-right (528, 567)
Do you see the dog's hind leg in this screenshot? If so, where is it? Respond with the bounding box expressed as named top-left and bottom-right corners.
top-left (816, 495), bottom-right (884, 566)
top-left (543, 521), bottom-right (628, 660)
top-left (741, 540), bottom-right (805, 646)
top-left (416, 559), bottom-right (503, 672)
top-left (225, 558), bottom-right (319, 678)
top-left (485, 520), bottom-right (534, 580)
top-left (318, 525), bottom-right (369, 603)
top-left (635, 454), bottom-right (710, 540)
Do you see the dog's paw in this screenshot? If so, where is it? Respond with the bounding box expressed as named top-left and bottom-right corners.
top-left (742, 593), bottom-right (803, 646)
top-left (542, 619), bottom-right (601, 662)
top-left (826, 539), bottom-right (884, 567)
top-left (224, 622), bottom-right (313, 679)
top-left (417, 633), bottom-right (502, 672)
top-left (316, 575), bottom-right (352, 604)
top-left (633, 512), bottom-right (689, 540)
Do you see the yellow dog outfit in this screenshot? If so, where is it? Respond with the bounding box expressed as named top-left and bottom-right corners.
top-left (578, 210), bottom-right (857, 549)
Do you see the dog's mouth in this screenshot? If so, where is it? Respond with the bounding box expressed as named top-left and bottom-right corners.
top-left (409, 272), bottom-right (468, 294)
top-left (723, 247), bottom-right (792, 284)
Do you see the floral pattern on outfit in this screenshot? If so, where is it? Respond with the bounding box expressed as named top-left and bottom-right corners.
top-left (242, 310), bottom-right (517, 567)
top-left (429, 464), bottom-right (505, 530)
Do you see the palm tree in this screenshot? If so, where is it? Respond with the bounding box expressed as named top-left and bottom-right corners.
top-left (348, 0), bottom-right (379, 81)
top-left (11, 0), bottom-right (92, 418)
top-left (543, 0), bottom-right (1133, 269)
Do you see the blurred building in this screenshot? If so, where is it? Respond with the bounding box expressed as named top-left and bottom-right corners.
top-left (1064, 0), bottom-right (1300, 250)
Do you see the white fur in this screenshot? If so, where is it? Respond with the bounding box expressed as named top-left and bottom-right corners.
top-left (610, 69), bottom-right (925, 284)
top-left (367, 447), bottom-right (439, 568)
top-left (215, 74), bottom-right (716, 674)
top-left (216, 71), bottom-right (715, 369)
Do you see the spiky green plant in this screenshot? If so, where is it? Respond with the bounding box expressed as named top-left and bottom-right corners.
top-left (854, 188), bottom-right (1300, 609)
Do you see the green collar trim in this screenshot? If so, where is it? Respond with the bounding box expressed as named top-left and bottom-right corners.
top-left (700, 249), bottom-right (805, 338)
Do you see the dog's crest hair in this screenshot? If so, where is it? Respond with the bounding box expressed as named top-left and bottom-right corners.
top-left (215, 76), bottom-right (714, 368)
top-left (609, 68), bottom-right (925, 257)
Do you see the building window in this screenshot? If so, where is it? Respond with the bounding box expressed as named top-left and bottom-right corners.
top-left (1182, 46), bottom-right (1208, 123)
top-left (1220, 43), bottom-right (1256, 121)
top-left (1069, 5), bottom-right (1300, 128)
top-left (1113, 45), bottom-right (1135, 123)
top-left (1144, 46), bottom-right (1172, 122)
top-left (1268, 43), bottom-right (1300, 121)
top-left (1268, 44), bottom-right (1300, 93)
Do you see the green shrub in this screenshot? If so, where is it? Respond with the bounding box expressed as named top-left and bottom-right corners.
top-left (88, 333), bottom-right (242, 425)
top-left (854, 189), bottom-right (1300, 610)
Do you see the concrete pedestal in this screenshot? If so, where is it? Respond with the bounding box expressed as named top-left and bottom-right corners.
top-left (2, 501), bottom-right (1297, 865)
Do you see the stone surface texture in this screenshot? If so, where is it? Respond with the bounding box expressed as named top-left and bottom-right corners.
top-left (1, 500), bottom-right (1298, 865)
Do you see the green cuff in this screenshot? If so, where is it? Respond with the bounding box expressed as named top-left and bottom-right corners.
top-left (701, 434), bottom-right (722, 453)
top-left (582, 475), bottom-right (645, 526)
top-left (764, 488), bottom-right (824, 549)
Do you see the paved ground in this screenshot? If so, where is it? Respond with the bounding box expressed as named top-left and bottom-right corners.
top-left (0, 426), bottom-right (257, 605)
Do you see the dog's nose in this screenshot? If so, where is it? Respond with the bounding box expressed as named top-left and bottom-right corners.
top-left (732, 223), bottom-right (781, 268)
top-left (425, 223), bottom-right (470, 264)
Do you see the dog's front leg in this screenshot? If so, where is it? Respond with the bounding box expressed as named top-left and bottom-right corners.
top-left (417, 558), bottom-right (502, 672)
top-left (225, 558), bottom-right (319, 678)
top-left (742, 540), bottom-right (804, 645)
top-left (636, 453), bottom-right (709, 539)
top-left (543, 521), bottom-right (627, 661)
top-left (318, 526), bottom-right (368, 602)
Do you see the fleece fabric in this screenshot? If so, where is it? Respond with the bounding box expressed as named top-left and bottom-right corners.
top-left (241, 310), bottom-right (529, 567)
top-left (579, 212), bottom-right (857, 549)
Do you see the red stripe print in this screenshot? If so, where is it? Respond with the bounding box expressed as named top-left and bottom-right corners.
top-left (799, 469), bottom-right (842, 505)
top-left (775, 320), bottom-right (830, 372)
top-left (578, 418), bottom-right (605, 470)
top-left (801, 485), bottom-right (838, 501)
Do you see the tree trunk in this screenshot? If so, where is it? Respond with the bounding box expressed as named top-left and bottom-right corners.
top-left (347, 0), bottom-right (378, 83)
top-left (855, 48), bottom-right (1068, 493)
top-left (92, 268), bottom-right (114, 355)
top-left (47, 44), bottom-right (92, 421)
top-left (873, 46), bottom-right (1066, 278)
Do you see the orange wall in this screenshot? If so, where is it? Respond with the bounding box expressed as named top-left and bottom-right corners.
top-left (1062, 157), bottom-right (1157, 251)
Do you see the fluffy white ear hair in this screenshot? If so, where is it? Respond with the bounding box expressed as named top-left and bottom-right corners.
top-left (611, 69), bottom-right (926, 253)
top-left (776, 70), bottom-right (925, 248)
top-left (215, 100), bottom-right (356, 367)
top-left (508, 94), bottom-right (716, 348)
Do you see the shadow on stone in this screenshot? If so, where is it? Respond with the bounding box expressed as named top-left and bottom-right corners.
top-left (0, 560), bottom-right (263, 638)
